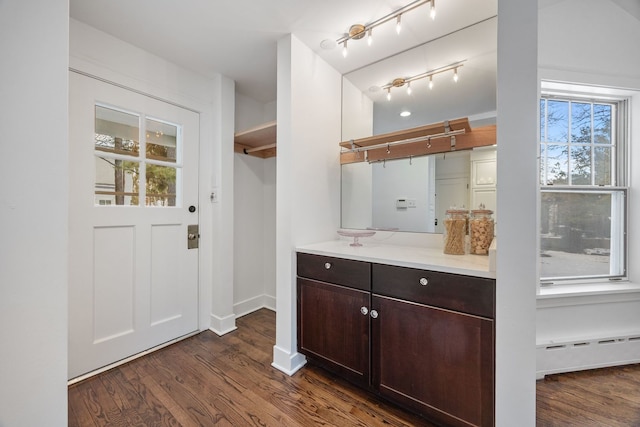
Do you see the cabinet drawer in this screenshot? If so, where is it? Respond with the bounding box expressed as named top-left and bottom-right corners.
top-left (372, 264), bottom-right (495, 318)
top-left (297, 253), bottom-right (370, 291)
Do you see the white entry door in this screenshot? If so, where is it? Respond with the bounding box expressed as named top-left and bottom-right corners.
top-left (68, 72), bottom-right (200, 380)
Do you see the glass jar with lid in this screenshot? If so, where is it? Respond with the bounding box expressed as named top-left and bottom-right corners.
top-left (443, 209), bottom-right (468, 255)
top-left (469, 208), bottom-right (494, 255)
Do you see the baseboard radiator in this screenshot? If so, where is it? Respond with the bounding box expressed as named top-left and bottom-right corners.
top-left (536, 333), bottom-right (640, 379)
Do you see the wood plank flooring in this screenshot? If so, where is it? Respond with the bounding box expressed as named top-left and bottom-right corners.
top-left (69, 308), bottom-right (640, 426)
top-left (537, 364), bottom-right (640, 426)
top-left (68, 309), bottom-right (433, 426)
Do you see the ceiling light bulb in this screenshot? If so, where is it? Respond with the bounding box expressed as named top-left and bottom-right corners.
top-left (400, 111), bottom-right (411, 117)
top-left (342, 40), bottom-right (348, 58)
top-left (387, 88), bottom-right (391, 101)
top-left (407, 82), bottom-right (412, 95)
top-left (396, 15), bottom-right (402, 34)
top-left (453, 68), bottom-right (459, 82)
top-left (367, 29), bottom-right (373, 46)
top-left (430, 0), bottom-right (436, 20)
top-left (429, 76), bottom-right (434, 90)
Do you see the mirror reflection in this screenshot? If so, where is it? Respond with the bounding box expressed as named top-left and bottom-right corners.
top-left (341, 16), bottom-right (497, 233)
top-left (342, 147), bottom-right (496, 232)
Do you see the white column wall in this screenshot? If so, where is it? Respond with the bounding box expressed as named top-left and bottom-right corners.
top-left (495, 0), bottom-right (538, 425)
top-left (0, 1), bottom-right (69, 425)
top-left (210, 75), bottom-right (237, 333)
top-left (273, 34), bottom-right (342, 374)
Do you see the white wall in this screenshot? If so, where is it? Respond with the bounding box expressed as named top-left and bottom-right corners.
top-left (234, 154), bottom-right (277, 315)
top-left (0, 1), bottom-right (69, 425)
top-left (495, 1), bottom-right (538, 425)
top-left (372, 156), bottom-right (433, 232)
top-left (536, 0), bottom-right (640, 369)
top-left (69, 19), bottom-right (236, 333)
top-left (235, 92), bottom-right (277, 131)
top-left (341, 76), bottom-right (374, 141)
top-left (273, 34), bottom-right (342, 374)
top-left (263, 157), bottom-right (277, 301)
top-left (233, 94), bottom-right (277, 316)
top-left (341, 162), bottom-right (373, 229)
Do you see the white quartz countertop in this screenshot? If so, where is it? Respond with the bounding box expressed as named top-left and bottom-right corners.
top-left (297, 240), bottom-right (496, 279)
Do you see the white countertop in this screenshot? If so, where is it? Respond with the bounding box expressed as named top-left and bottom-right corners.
top-left (297, 239), bottom-right (496, 279)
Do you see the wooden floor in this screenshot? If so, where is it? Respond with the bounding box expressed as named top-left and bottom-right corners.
top-left (69, 309), bottom-right (640, 426)
top-left (537, 364), bottom-right (640, 426)
top-left (68, 309), bottom-right (432, 426)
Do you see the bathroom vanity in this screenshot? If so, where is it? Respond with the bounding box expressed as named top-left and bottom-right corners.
top-left (296, 241), bottom-right (495, 427)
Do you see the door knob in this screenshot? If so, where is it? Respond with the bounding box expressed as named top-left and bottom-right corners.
top-left (360, 306), bottom-right (368, 316)
top-left (370, 310), bottom-right (378, 319)
top-left (188, 233), bottom-right (197, 240)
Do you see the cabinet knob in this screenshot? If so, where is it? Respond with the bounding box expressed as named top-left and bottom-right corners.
top-left (419, 277), bottom-right (429, 286)
top-left (324, 262), bottom-right (332, 270)
top-left (370, 309), bottom-right (379, 319)
top-left (360, 306), bottom-right (368, 316)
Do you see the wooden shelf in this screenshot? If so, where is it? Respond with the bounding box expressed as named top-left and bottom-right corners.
top-left (339, 118), bottom-right (495, 165)
top-left (234, 120), bottom-right (277, 158)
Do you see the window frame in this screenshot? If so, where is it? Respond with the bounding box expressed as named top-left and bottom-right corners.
top-left (539, 89), bottom-right (629, 285)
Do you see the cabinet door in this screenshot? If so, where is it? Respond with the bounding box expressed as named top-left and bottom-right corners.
top-left (372, 295), bottom-right (494, 427)
top-left (297, 278), bottom-right (370, 386)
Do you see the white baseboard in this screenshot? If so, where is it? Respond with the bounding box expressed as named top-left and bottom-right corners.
top-left (209, 313), bottom-right (237, 336)
top-left (233, 294), bottom-right (276, 319)
top-left (272, 345), bottom-right (306, 376)
top-left (536, 332), bottom-right (640, 379)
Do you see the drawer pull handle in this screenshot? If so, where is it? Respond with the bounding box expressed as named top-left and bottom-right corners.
top-left (370, 310), bottom-right (379, 319)
top-left (360, 306), bottom-right (368, 316)
top-left (324, 262), bottom-right (332, 269)
top-left (419, 277), bottom-right (429, 286)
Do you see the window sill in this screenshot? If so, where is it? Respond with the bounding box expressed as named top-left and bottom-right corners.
top-left (537, 281), bottom-right (640, 308)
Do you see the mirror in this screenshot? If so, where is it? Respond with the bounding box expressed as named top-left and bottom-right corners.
top-left (341, 16), bottom-right (497, 233)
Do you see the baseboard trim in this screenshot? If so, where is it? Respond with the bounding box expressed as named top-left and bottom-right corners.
top-left (209, 313), bottom-right (237, 336)
top-left (272, 345), bottom-right (306, 376)
top-left (234, 294), bottom-right (276, 319)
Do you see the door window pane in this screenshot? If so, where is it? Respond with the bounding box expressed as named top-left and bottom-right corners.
top-left (95, 157), bottom-right (140, 206)
top-left (146, 164), bottom-right (176, 207)
top-left (95, 106), bottom-right (140, 156)
top-left (146, 118), bottom-right (177, 163)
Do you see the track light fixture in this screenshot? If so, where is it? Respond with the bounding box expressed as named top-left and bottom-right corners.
top-left (382, 61), bottom-right (465, 100)
top-left (337, 0), bottom-right (434, 58)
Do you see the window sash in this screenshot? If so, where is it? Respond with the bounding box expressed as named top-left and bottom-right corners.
top-left (539, 187), bottom-right (627, 283)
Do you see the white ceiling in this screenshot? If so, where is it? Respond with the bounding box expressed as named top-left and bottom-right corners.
top-left (70, 0), bottom-right (497, 105)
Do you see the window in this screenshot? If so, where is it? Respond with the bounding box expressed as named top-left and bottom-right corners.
top-left (94, 105), bottom-right (181, 207)
top-left (539, 94), bottom-right (627, 282)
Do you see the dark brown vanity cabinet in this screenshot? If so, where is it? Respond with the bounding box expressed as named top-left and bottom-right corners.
top-left (297, 252), bottom-right (495, 427)
top-left (296, 253), bottom-right (371, 386)
top-left (371, 264), bottom-right (495, 427)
